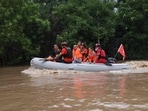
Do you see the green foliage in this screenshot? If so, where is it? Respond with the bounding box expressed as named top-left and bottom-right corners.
top-left (0, 0), bottom-right (148, 66)
top-left (52, 0), bottom-right (116, 46)
top-left (116, 0), bottom-right (148, 59)
top-left (0, 0), bottom-right (50, 65)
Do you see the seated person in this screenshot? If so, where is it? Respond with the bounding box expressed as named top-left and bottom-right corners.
top-left (45, 44), bottom-right (62, 62)
top-left (72, 44), bottom-right (82, 63)
top-left (53, 42), bottom-right (73, 63)
top-left (80, 42), bottom-right (88, 62)
top-left (87, 47), bottom-right (97, 63)
top-left (94, 43), bottom-right (107, 63)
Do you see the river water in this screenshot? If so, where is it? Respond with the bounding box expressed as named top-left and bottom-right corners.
top-left (0, 61), bottom-right (148, 111)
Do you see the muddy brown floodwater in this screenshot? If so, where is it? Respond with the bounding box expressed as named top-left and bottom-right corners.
top-left (0, 62), bottom-right (148, 111)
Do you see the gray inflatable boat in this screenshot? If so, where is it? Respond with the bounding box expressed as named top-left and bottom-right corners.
top-left (30, 57), bottom-right (130, 72)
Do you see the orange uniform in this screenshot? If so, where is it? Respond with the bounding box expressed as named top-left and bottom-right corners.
top-left (72, 46), bottom-right (82, 63)
top-left (81, 48), bottom-right (88, 62)
top-left (87, 51), bottom-right (96, 63)
top-left (72, 47), bottom-right (82, 60)
top-left (60, 47), bottom-right (73, 63)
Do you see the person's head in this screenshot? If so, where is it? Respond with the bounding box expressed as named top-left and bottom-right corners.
top-left (61, 41), bottom-right (67, 48)
top-left (95, 43), bottom-right (101, 47)
top-left (73, 45), bottom-right (78, 50)
top-left (89, 47), bottom-right (93, 51)
top-left (95, 43), bottom-right (101, 51)
top-left (77, 41), bottom-right (81, 47)
top-left (81, 42), bottom-right (86, 49)
top-left (54, 44), bottom-right (59, 50)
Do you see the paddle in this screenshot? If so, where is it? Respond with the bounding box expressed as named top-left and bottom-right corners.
top-left (105, 62), bottom-right (112, 66)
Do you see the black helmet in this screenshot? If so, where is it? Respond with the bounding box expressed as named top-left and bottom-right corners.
top-left (61, 41), bottom-right (67, 46)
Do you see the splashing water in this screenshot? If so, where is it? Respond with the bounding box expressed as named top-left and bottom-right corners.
top-left (126, 61), bottom-right (148, 73)
top-left (22, 61), bottom-right (148, 76)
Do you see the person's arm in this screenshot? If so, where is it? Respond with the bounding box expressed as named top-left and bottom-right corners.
top-left (53, 48), bottom-right (66, 60)
top-left (53, 53), bottom-right (62, 60)
top-left (93, 50), bottom-right (100, 63)
top-left (93, 55), bottom-right (98, 63)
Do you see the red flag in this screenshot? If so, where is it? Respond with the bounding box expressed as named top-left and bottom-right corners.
top-left (117, 44), bottom-right (126, 60)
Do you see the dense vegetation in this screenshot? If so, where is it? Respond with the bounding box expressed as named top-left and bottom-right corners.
top-left (0, 0), bottom-right (147, 66)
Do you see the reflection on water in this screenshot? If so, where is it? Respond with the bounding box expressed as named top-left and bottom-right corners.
top-left (118, 74), bottom-right (127, 97)
top-left (0, 66), bottom-right (148, 111)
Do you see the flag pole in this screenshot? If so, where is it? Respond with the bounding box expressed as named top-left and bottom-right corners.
top-left (114, 51), bottom-right (118, 59)
top-left (114, 44), bottom-right (121, 59)
top-left (114, 46), bottom-right (120, 58)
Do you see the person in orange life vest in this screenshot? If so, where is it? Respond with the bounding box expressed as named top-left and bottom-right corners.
top-left (94, 43), bottom-right (107, 63)
top-left (45, 44), bottom-right (61, 62)
top-left (87, 47), bottom-right (97, 63)
top-left (72, 45), bottom-right (82, 63)
top-left (53, 42), bottom-right (73, 63)
top-left (80, 42), bottom-right (88, 62)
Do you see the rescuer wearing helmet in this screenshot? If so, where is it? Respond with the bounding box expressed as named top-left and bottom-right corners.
top-left (94, 43), bottom-right (106, 63)
top-left (53, 41), bottom-right (73, 63)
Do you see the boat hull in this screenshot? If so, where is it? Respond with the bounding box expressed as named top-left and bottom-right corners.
top-left (30, 57), bottom-right (130, 72)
